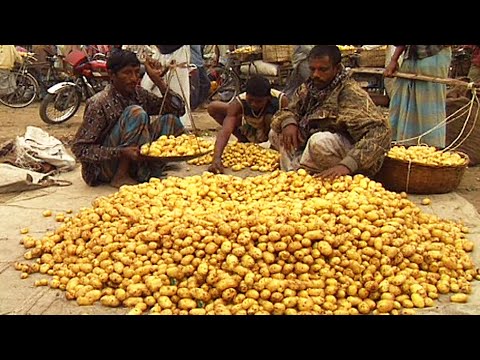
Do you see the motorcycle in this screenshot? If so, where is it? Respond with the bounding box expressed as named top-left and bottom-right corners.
top-left (39, 50), bottom-right (109, 124)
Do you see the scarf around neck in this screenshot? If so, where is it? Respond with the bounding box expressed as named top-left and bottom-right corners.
top-left (299, 65), bottom-right (349, 130)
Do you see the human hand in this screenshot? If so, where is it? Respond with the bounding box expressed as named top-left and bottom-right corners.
top-left (208, 159), bottom-right (224, 174)
top-left (383, 60), bottom-right (398, 77)
top-left (315, 164), bottom-right (351, 179)
top-left (144, 56), bottom-right (168, 79)
top-left (120, 146), bottom-right (141, 161)
top-left (281, 124), bottom-right (300, 153)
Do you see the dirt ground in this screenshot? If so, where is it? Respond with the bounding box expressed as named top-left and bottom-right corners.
top-left (1, 101), bottom-right (479, 212)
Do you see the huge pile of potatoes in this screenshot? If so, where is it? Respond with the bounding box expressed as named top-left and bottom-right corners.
top-left (188, 141), bottom-right (280, 172)
top-left (16, 170), bottom-right (479, 315)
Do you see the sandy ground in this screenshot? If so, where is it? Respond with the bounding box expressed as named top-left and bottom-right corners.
top-left (0, 100), bottom-right (479, 315)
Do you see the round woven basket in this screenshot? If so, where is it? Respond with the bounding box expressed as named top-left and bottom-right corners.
top-left (374, 151), bottom-right (470, 194)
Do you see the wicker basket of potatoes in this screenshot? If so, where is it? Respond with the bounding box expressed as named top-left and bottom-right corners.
top-left (374, 145), bottom-right (469, 194)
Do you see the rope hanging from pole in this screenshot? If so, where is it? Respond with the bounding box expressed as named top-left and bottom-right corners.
top-left (161, 59), bottom-right (203, 149)
top-left (350, 67), bottom-right (480, 152)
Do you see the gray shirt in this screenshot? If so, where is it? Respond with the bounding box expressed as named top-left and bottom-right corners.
top-left (292, 45), bottom-right (315, 67)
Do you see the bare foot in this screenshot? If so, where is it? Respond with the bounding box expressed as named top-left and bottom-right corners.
top-left (110, 175), bottom-right (138, 188)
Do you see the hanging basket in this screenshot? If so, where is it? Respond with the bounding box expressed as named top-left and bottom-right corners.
top-left (374, 150), bottom-right (469, 194)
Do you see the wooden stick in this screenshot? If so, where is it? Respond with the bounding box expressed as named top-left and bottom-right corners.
top-left (350, 67), bottom-right (478, 88)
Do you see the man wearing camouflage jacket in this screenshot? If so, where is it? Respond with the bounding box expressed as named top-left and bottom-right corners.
top-left (270, 45), bottom-right (392, 179)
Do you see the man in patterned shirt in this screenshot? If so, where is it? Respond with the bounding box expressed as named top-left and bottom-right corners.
top-left (72, 49), bottom-right (186, 187)
top-left (270, 45), bottom-right (391, 179)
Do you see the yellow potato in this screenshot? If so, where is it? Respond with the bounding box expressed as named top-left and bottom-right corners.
top-left (450, 294), bottom-right (468, 303)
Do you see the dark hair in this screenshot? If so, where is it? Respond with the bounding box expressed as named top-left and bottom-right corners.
top-left (245, 75), bottom-right (271, 97)
top-left (308, 45), bottom-right (342, 66)
top-left (106, 49), bottom-right (140, 73)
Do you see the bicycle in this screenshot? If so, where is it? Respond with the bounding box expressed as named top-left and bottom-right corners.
top-left (28, 53), bottom-right (72, 100)
top-left (205, 47), bottom-right (293, 103)
top-left (0, 52), bottom-right (40, 108)
top-left (206, 53), bottom-right (243, 103)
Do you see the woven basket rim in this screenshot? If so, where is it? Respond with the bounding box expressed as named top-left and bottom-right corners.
top-left (385, 149), bottom-right (470, 169)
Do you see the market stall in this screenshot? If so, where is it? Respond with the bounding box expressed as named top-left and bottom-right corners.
top-left (339, 45), bottom-right (390, 106)
top-left (229, 45), bottom-right (294, 89)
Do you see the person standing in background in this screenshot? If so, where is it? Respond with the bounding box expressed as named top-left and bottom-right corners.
top-left (189, 45), bottom-right (211, 110)
top-left (141, 45), bottom-right (192, 130)
top-left (283, 45), bottom-right (315, 98)
top-left (57, 45), bottom-right (82, 57)
top-left (217, 45), bottom-right (229, 65)
top-left (383, 45), bottom-right (402, 98)
top-left (56, 45), bottom-right (83, 71)
top-left (358, 45), bottom-right (402, 99)
top-left (384, 45), bottom-right (452, 148)
top-left (31, 45), bottom-right (56, 63)
top-left (0, 45), bottom-right (23, 96)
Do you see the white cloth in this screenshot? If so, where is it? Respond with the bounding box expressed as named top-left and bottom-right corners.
top-left (15, 126), bottom-right (76, 171)
top-left (299, 132), bottom-right (353, 173)
top-left (0, 163), bottom-right (72, 193)
top-left (269, 130), bottom-right (353, 172)
top-left (240, 60), bottom-right (279, 76)
top-left (141, 45), bottom-right (192, 128)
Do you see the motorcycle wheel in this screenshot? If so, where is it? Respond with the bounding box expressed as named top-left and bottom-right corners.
top-left (39, 86), bottom-right (82, 124)
top-left (0, 72), bottom-right (39, 108)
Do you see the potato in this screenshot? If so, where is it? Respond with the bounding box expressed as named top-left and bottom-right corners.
top-left (376, 299), bottom-right (394, 313)
top-left (216, 278), bottom-right (238, 292)
top-left (411, 293), bottom-right (425, 308)
top-left (450, 294), bottom-right (468, 303)
top-left (123, 297), bottom-right (145, 308)
top-left (178, 298), bottom-right (197, 310)
top-left (189, 308), bottom-right (207, 315)
top-left (159, 286), bottom-right (178, 296)
top-left (157, 296), bottom-right (173, 309)
top-left (101, 295), bottom-right (121, 307)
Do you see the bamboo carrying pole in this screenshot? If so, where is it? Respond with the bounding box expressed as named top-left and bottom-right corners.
top-left (350, 67), bottom-right (479, 88)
